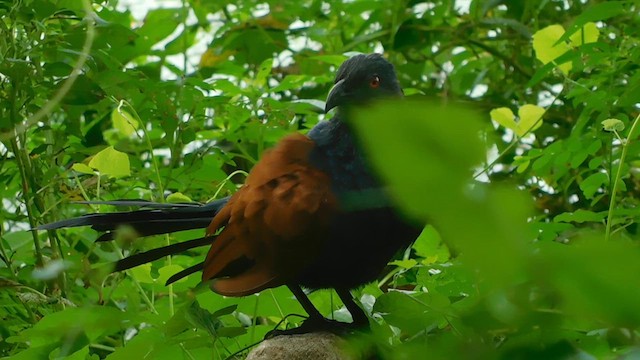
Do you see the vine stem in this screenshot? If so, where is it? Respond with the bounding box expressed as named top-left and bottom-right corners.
top-left (115, 100), bottom-right (175, 315)
top-left (605, 113), bottom-right (640, 241)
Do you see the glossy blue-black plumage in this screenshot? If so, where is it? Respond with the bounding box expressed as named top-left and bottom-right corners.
top-left (300, 63), bottom-right (421, 289)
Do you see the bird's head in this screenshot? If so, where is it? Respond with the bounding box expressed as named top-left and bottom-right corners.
top-left (325, 53), bottom-right (402, 113)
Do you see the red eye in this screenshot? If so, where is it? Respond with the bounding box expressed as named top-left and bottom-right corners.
top-left (370, 76), bottom-right (380, 88)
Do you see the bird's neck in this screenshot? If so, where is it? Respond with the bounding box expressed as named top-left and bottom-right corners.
top-left (307, 115), bottom-right (379, 191)
top-left (307, 115), bottom-right (354, 158)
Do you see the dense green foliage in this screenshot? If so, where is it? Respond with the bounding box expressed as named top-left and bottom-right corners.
top-left (1, 0), bottom-right (640, 358)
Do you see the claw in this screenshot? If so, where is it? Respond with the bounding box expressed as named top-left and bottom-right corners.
top-left (265, 317), bottom-right (369, 339)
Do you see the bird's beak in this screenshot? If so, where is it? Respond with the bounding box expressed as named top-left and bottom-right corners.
top-left (325, 79), bottom-right (346, 113)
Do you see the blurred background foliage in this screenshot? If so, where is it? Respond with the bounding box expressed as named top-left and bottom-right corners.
top-left (1, 0), bottom-right (640, 358)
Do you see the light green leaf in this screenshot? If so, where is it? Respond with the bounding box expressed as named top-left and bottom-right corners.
top-left (71, 163), bottom-right (95, 175)
top-left (88, 146), bottom-right (131, 178)
top-left (129, 263), bottom-right (155, 284)
top-left (158, 264), bottom-right (186, 285)
top-left (255, 58), bottom-right (273, 87)
top-left (533, 24), bottom-right (572, 74)
top-left (166, 192), bottom-right (193, 203)
top-left (601, 118), bottom-right (624, 132)
top-left (111, 108), bottom-right (138, 137)
top-left (490, 107), bottom-right (517, 130)
top-left (389, 259), bottom-right (418, 269)
top-left (554, 209), bottom-right (606, 223)
top-left (516, 159), bottom-right (530, 173)
top-left (569, 22), bottom-right (600, 46)
top-left (579, 172), bottom-right (608, 199)
top-left (514, 156), bottom-right (531, 173)
top-left (516, 104), bottom-right (545, 136)
top-left (412, 225), bottom-right (449, 264)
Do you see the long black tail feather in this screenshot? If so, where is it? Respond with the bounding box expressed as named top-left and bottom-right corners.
top-left (37, 198), bottom-right (229, 237)
top-left (76, 200), bottom-right (206, 208)
top-left (114, 236), bottom-right (215, 272)
top-left (94, 218), bottom-right (216, 242)
top-left (166, 262), bottom-right (205, 285)
top-left (37, 198), bottom-right (229, 283)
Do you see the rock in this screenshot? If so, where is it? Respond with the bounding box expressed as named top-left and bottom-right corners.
top-left (246, 332), bottom-right (354, 360)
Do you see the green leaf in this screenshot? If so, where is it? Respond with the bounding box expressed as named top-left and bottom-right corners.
top-left (158, 264), bottom-right (185, 285)
top-left (352, 100), bottom-right (531, 288)
top-left (352, 100), bottom-right (485, 221)
top-left (166, 192), bottom-right (193, 203)
top-left (111, 108), bottom-right (138, 137)
top-left (412, 225), bottom-right (449, 264)
top-left (88, 146), bottom-right (131, 178)
top-left (389, 259), bottom-right (418, 269)
top-left (492, 105), bottom-right (545, 137)
top-left (490, 107), bottom-right (517, 131)
top-left (71, 163), bottom-right (95, 175)
top-left (60, 75), bottom-right (106, 105)
top-left (601, 118), bottom-right (624, 132)
top-left (514, 156), bottom-right (531, 173)
top-left (554, 209), bottom-right (606, 223)
top-left (129, 263), bottom-right (155, 284)
top-left (533, 25), bottom-right (572, 74)
top-left (516, 104), bottom-right (545, 136)
top-left (8, 307), bottom-right (137, 346)
top-left (374, 291), bottom-right (451, 335)
top-left (255, 58), bottom-right (273, 87)
top-left (560, 1), bottom-right (625, 43)
top-left (535, 239), bottom-right (640, 325)
top-left (569, 22), bottom-right (600, 46)
top-left (137, 8), bottom-right (185, 48)
top-left (579, 172), bottom-right (608, 199)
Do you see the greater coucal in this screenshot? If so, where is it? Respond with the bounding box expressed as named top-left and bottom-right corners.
top-left (38, 53), bottom-right (422, 334)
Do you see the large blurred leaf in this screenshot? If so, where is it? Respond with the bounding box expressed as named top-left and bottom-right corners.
top-left (351, 99), bottom-right (485, 220)
top-left (352, 100), bottom-right (532, 287)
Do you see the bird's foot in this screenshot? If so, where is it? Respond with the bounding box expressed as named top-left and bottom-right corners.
top-left (265, 317), bottom-right (368, 339)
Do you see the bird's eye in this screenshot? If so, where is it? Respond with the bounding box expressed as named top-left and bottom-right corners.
top-left (370, 76), bottom-right (380, 88)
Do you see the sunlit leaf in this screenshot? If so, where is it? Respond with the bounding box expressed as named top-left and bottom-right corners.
top-left (255, 58), bottom-right (273, 87)
top-left (516, 104), bottom-right (545, 136)
top-left (166, 192), bottom-right (193, 203)
top-left (71, 163), bottom-right (95, 175)
top-left (158, 264), bottom-right (185, 285)
top-left (129, 263), bottom-right (155, 284)
top-left (569, 22), bottom-right (600, 46)
top-left (601, 118), bottom-right (624, 132)
top-left (111, 108), bottom-right (138, 137)
top-left (490, 107), bottom-right (517, 131)
top-left (88, 146), bottom-right (131, 178)
top-left (389, 259), bottom-right (418, 269)
top-left (533, 25), bottom-right (572, 73)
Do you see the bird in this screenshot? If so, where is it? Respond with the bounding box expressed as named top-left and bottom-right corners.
top-left (38, 53), bottom-right (423, 335)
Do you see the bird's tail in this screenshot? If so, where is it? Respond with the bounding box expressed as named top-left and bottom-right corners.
top-left (36, 198), bottom-right (229, 283)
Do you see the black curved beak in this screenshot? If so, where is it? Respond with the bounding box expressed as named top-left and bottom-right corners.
top-left (325, 79), bottom-right (346, 113)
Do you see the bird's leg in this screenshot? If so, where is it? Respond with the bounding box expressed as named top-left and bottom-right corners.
top-left (266, 285), bottom-right (369, 338)
top-left (335, 288), bottom-right (369, 327)
top-left (265, 285), bottom-right (329, 338)
top-left (288, 284), bottom-right (324, 320)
